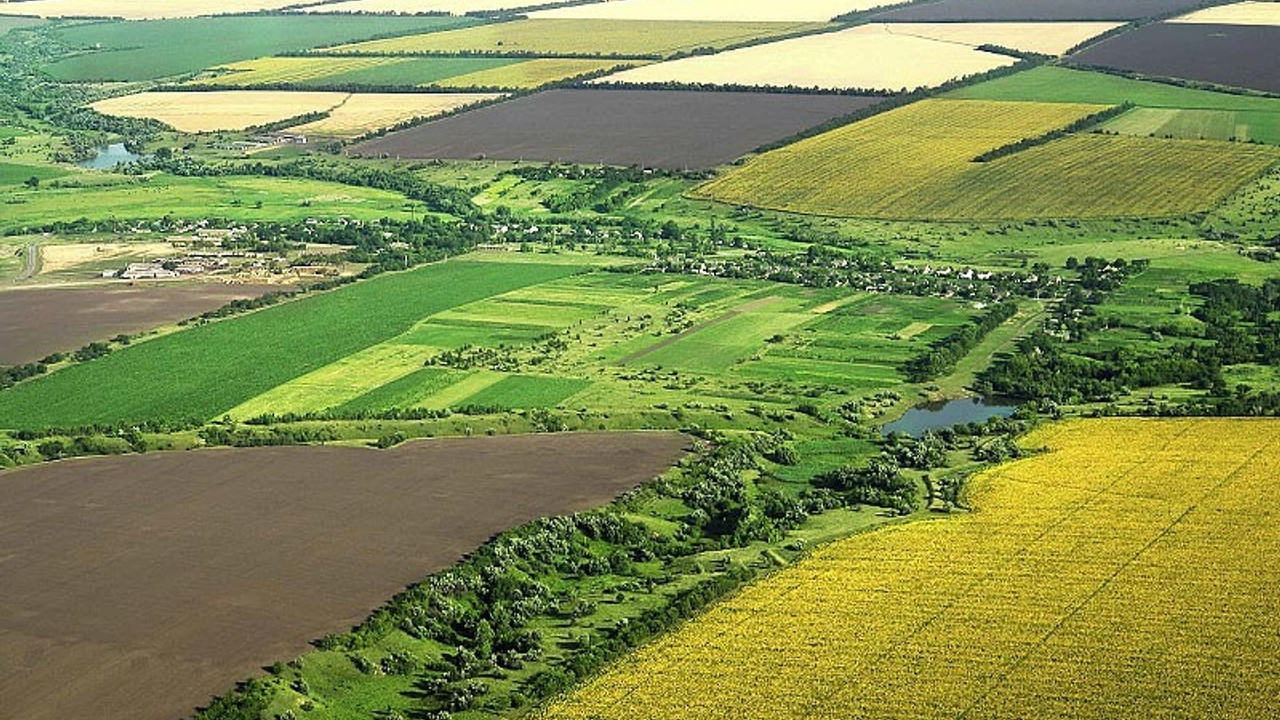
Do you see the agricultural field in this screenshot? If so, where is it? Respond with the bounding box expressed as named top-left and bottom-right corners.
top-left (0, 0), bottom-right (303, 18)
top-left (948, 66), bottom-right (1280, 145)
top-left (41, 14), bottom-right (481, 81)
top-left (326, 18), bottom-right (827, 58)
top-left (868, 0), bottom-right (1212, 21)
top-left (592, 24), bottom-right (1017, 91)
top-left (0, 160), bottom-right (65, 185)
top-left (288, 93), bottom-right (502, 138)
top-left (298, 0), bottom-right (562, 13)
top-left (351, 89), bottom-right (880, 170)
top-left (1170, 1), bottom-right (1280, 25)
top-left (694, 98), bottom-right (1280, 220)
top-left (425, 58), bottom-right (645, 89)
top-left (0, 432), bottom-right (688, 720)
top-left (530, 0), bottom-right (893, 22)
top-left (0, 284), bottom-right (276, 365)
top-left (542, 418), bottom-right (1280, 720)
top-left (92, 91), bottom-right (350, 132)
top-left (0, 174), bottom-right (421, 232)
top-left (0, 260), bottom-right (580, 429)
top-left (1069, 22), bottom-right (1280, 94)
top-left (0, 16), bottom-right (43, 34)
top-left (872, 21), bottom-right (1122, 55)
top-left (193, 55), bottom-right (521, 88)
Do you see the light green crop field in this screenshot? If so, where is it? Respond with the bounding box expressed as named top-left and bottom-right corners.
top-left (0, 260), bottom-right (580, 429)
top-left (0, 161), bottom-right (66, 185)
top-left (193, 55), bottom-right (520, 88)
top-left (0, 174), bottom-right (422, 232)
top-left (43, 14), bottom-right (482, 81)
top-left (695, 98), bottom-right (1280, 220)
top-left (948, 65), bottom-right (1280, 144)
top-left (457, 374), bottom-right (591, 409)
top-left (327, 18), bottom-right (828, 58)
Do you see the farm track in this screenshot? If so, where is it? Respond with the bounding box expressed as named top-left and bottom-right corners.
top-left (14, 242), bottom-right (36, 282)
top-left (0, 431), bottom-right (689, 720)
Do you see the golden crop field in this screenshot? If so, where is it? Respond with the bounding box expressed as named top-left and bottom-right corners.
top-left (298, 0), bottom-right (547, 13)
top-left (876, 21), bottom-right (1122, 56)
top-left (326, 18), bottom-right (827, 58)
top-left (695, 98), bottom-right (1280, 220)
top-left (530, 0), bottom-right (890, 22)
top-left (288, 92), bottom-right (501, 137)
top-left (1170, 1), bottom-right (1280, 26)
top-left (432, 58), bottom-right (642, 89)
top-left (0, 0), bottom-right (298, 19)
top-left (541, 418), bottom-right (1280, 720)
top-left (592, 24), bottom-right (1016, 91)
top-left (191, 56), bottom-right (406, 87)
top-left (91, 91), bottom-right (349, 132)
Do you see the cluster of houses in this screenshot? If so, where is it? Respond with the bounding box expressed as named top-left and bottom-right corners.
top-left (211, 133), bottom-right (308, 153)
top-left (103, 256), bottom-right (232, 280)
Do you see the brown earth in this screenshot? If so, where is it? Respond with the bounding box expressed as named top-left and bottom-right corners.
top-left (0, 431), bottom-right (689, 720)
top-left (0, 283), bottom-right (276, 365)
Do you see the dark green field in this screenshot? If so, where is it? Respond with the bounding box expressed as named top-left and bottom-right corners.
top-left (43, 14), bottom-right (482, 81)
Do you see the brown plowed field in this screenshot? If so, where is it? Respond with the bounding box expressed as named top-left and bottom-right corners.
top-left (0, 284), bottom-right (276, 365)
top-left (1069, 22), bottom-right (1280, 94)
top-left (350, 89), bottom-right (881, 171)
top-left (869, 0), bottom-right (1208, 21)
top-left (0, 431), bottom-right (688, 720)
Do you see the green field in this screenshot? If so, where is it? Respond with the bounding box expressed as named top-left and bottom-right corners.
top-left (948, 66), bottom-right (1280, 144)
top-left (458, 374), bottom-right (591, 409)
top-left (696, 98), bottom-right (1280, 220)
top-left (0, 260), bottom-right (580, 428)
top-left (43, 14), bottom-right (482, 81)
top-left (0, 160), bottom-right (65, 185)
top-left (328, 18), bottom-right (827, 58)
top-left (0, 174), bottom-right (422, 232)
top-left (195, 55), bottom-right (521, 88)
top-left (0, 16), bottom-right (41, 35)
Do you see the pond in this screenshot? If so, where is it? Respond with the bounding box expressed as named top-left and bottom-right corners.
top-left (76, 143), bottom-right (143, 169)
top-left (881, 396), bottom-right (1018, 437)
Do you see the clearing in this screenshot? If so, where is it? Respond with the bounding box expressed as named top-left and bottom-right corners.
top-left (542, 418), bottom-right (1280, 720)
top-left (592, 23), bottom-right (1017, 91)
top-left (351, 89), bottom-right (880, 170)
top-left (0, 432), bottom-right (688, 720)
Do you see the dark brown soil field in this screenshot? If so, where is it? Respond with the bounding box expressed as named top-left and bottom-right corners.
top-left (0, 283), bottom-right (276, 365)
top-left (0, 432), bottom-right (688, 720)
top-left (1069, 23), bottom-right (1280, 94)
top-left (351, 89), bottom-right (882, 170)
top-left (867, 0), bottom-right (1208, 21)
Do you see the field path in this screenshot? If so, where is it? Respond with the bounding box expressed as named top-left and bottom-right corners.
top-left (14, 242), bottom-right (37, 282)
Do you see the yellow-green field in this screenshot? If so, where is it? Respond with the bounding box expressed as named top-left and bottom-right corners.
top-left (288, 92), bottom-right (500, 137)
top-left (695, 98), bottom-right (1280, 220)
top-left (541, 418), bottom-right (1280, 720)
top-left (92, 90), bottom-right (349, 132)
top-left (0, 0), bottom-right (297, 19)
top-left (430, 58), bottom-right (643, 89)
top-left (193, 55), bottom-right (414, 86)
top-left (326, 18), bottom-right (828, 58)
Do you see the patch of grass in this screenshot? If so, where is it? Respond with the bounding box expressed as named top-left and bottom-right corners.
top-left (43, 14), bottom-right (482, 81)
top-left (456, 374), bottom-right (591, 409)
top-left (337, 366), bottom-right (470, 414)
top-left (0, 261), bottom-right (580, 428)
top-left (0, 161), bottom-right (66, 186)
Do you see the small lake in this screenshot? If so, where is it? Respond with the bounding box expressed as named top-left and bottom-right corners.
top-left (882, 397), bottom-right (1018, 437)
top-left (76, 143), bottom-right (143, 169)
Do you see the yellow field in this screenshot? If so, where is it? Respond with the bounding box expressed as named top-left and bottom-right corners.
top-left (695, 98), bottom-right (1280, 220)
top-left (192, 56), bottom-right (407, 87)
top-left (288, 92), bottom-right (500, 137)
top-left (433, 58), bottom-right (640, 89)
top-left (327, 18), bottom-right (826, 58)
top-left (0, 0), bottom-right (298, 19)
top-left (298, 0), bottom-right (548, 13)
top-left (91, 91), bottom-right (350, 133)
top-left (592, 24), bottom-right (1016, 91)
top-left (877, 21), bottom-right (1122, 55)
top-left (531, 0), bottom-right (890, 22)
top-left (542, 418), bottom-right (1280, 720)
top-left (1171, 0), bottom-right (1280, 25)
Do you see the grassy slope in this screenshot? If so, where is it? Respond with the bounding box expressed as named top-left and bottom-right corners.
top-left (0, 260), bottom-right (580, 428)
top-left (43, 14), bottom-right (482, 81)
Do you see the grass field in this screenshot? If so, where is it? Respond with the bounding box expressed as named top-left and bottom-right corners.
top-left (876, 21), bottom-right (1121, 55)
top-left (594, 23), bottom-right (1016, 91)
top-left (530, 0), bottom-right (891, 22)
top-left (287, 93), bottom-right (501, 137)
top-left (194, 55), bottom-right (520, 88)
top-left (695, 98), bottom-right (1280, 219)
top-left (1170, 0), bottom-right (1280, 25)
top-left (948, 66), bottom-right (1280, 144)
top-left (542, 418), bottom-right (1280, 720)
top-left (0, 0), bottom-right (302, 19)
top-left (327, 18), bottom-right (828, 58)
top-left (0, 261), bottom-right (581, 428)
top-left (92, 91), bottom-right (349, 132)
top-left (0, 174), bottom-right (420, 232)
top-left (0, 16), bottom-right (43, 34)
top-left (0, 161), bottom-right (66, 186)
top-left (300, 0), bottom-right (562, 13)
top-left (42, 14), bottom-right (480, 81)
top-left (458, 374), bottom-right (591, 409)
